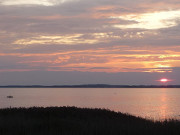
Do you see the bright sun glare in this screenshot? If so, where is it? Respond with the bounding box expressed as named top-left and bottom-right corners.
top-left (160, 78), bottom-right (169, 83)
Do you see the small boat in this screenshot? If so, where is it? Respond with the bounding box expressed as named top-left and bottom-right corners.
top-left (7, 96), bottom-right (13, 98)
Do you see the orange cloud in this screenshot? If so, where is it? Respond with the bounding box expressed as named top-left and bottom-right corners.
top-left (1, 45), bottom-right (180, 73)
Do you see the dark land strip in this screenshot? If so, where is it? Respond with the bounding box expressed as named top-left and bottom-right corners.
top-left (1, 84), bottom-right (180, 88)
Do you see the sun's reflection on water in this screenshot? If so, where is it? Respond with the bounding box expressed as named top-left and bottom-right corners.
top-left (160, 89), bottom-right (168, 119)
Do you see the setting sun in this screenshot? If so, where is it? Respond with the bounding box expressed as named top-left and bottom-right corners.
top-left (160, 78), bottom-right (169, 83)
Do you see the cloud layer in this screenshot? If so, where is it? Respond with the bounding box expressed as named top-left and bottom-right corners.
top-left (0, 0), bottom-right (180, 84)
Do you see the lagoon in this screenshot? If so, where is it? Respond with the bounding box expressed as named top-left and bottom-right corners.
top-left (0, 88), bottom-right (180, 120)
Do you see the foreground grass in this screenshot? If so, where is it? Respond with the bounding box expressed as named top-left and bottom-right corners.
top-left (0, 107), bottom-right (180, 135)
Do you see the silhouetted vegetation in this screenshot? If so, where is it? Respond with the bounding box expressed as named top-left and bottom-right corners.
top-left (0, 107), bottom-right (180, 135)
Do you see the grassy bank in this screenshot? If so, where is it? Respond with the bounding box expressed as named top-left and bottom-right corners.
top-left (0, 107), bottom-right (180, 135)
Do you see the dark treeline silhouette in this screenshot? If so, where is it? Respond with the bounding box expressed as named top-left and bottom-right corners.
top-left (0, 107), bottom-right (180, 135)
top-left (0, 84), bottom-right (180, 88)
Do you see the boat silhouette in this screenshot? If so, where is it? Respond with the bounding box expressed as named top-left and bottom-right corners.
top-left (7, 96), bottom-right (13, 98)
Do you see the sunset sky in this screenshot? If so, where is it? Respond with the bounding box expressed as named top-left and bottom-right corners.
top-left (0, 0), bottom-right (180, 85)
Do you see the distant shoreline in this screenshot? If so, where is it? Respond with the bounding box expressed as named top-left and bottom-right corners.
top-left (0, 84), bottom-right (180, 88)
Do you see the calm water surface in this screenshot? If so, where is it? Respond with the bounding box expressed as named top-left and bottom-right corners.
top-left (0, 88), bottom-right (180, 120)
